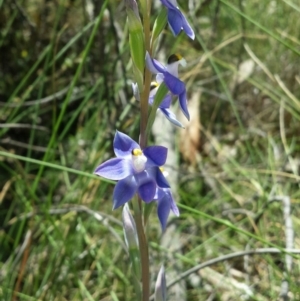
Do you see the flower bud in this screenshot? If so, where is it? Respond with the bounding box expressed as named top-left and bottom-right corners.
top-left (122, 204), bottom-right (141, 280)
top-left (122, 203), bottom-right (139, 249)
top-left (155, 266), bottom-right (167, 301)
top-left (132, 82), bottom-right (140, 101)
top-left (124, 0), bottom-right (139, 19)
top-left (124, 0), bottom-right (145, 88)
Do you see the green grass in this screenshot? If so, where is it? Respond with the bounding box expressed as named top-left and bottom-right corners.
top-left (1, 0), bottom-right (300, 300)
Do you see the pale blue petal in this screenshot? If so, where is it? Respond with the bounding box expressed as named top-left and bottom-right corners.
top-left (144, 146), bottom-right (168, 166)
top-left (154, 188), bottom-right (165, 200)
top-left (178, 90), bottom-right (190, 120)
top-left (159, 94), bottom-right (172, 108)
top-left (163, 72), bottom-right (185, 95)
top-left (157, 195), bottom-right (171, 230)
top-left (164, 189), bottom-right (179, 216)
top-left (138, 180), bottom-right (156, 202)
top-left (146, 52), bottom-right (165, 74)
top-left (94, 158), bottom-right (132, 180)
top-left (156, 73), bottom-right (165, 84)
top-left (161, 0), bottom-right (194, 39)
top-left (149, 95), bottom-right (155, 106)
top-left (160, 108), bottom-right (184, 128)
top-left (160, 0), bottom-right (174, 9)
top-left (155, 168), bottom-right (170, 188)
top-left (149, 92), bottom-right (171, 108)
top-left (181, 12), bottom-right (195, 39)
top-left (157, 189), bottom-right (179, 230)
top-left (167, 8), bottom-right (182, 36)
top-left (113, 175), bottom-right (137, 209)
top-left (114, 131), bottom-right (139, 158)
top-left (170, 195), bottom-right (180, 216)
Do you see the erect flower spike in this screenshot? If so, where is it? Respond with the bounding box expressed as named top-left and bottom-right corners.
top-left (160, 0), bottom-right (195, 39)
top-left (146, 52), bottom-right (190, 120)
top-left (94, 131), bottom-right (170, 209)
top-left (155, 266), bottom-right (167, 301)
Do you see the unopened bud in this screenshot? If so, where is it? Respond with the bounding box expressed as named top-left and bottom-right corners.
top-left (122, 204), bottom-right (141, 280)
top-left (155, 266), bottom-right (167, 301)
top-left (124, 0), bottom-right (145, 86)
top-left (122, 203), bottom-right (139, 249)
top-left (132, 82), bottom-right (140, 101)
top-left (124, 0), bottom-right (140, 20)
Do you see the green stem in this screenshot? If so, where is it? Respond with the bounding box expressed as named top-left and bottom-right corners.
top-left (140, 69), bottom-right (151, 149)
top-left (132, 197), bottom-right (150, 301)
top-left (136, 2), bottom-right (152, 300)
top-left (139, 0), bottom-right (151, 149)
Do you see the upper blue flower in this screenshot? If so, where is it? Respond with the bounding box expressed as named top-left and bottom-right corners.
top-left (146, 52), bottom-right (190, 120)
top-left (94, 131), bottom-right (170, 209)
top-left (132, 80), bottom-right (184, 128)
top-left (160, 0), bottom-right (195, 40)
top-left (155, 187), bottom-right (179, 231)
top-left (149, 82), bottom-right (184, 128)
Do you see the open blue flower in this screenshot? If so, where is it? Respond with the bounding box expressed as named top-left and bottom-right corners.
top-left (149, 82), bottom-right (184, 128)
top-left (94, 131), bottom-right (170, 209)
top-left (160, 0), bottom-right (195, 40)
top-left (146, 52), bottom-right (190, 120)
top-left (155, 187), bottom-right (179, 231)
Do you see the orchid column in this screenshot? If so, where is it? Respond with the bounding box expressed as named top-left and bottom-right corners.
top-left (94, 0), bottom-right (194, 300)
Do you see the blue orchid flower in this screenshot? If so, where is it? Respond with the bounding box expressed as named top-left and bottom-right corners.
top-left (160, 0), bottom-right (195, 40)
top-left (132, 82), bottom-right (184, 128)
top-left (94, 131), bottom-right (170, 209)
top-left (146, 52), bottom-right (190, 120)
top-left (155, 186), bottom-right (179, 231)
top-left (149, 82), bottom-right (184, 128)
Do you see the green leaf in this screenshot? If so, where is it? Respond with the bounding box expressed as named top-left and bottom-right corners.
top-left (146, 83), bottom-right (169, 135)
top-left (152, 8), bottom-right (167, 43)
top-left (129, 29), bottom-right (145, 75)
top-left (132, 62), bottom-right (144, 92)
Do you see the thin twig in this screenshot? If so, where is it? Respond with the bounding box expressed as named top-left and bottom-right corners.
top-left (279, 99), bottom-right (300, 187)
top-left (5, 205), bottom-right (122, 227)
top-left (1, 230), bottom-right (32, 283)
top-left (244, 43), bottom-right (275, 82)
top-left (0, 124), bottom-right (49, 131)
top-left (275, 74), bottom-right (300, 110)
top-left (12, 0), bottom-right (36, 29)
top-left (271, 195), bottom-right (294, 300)
top-left (0, 86), bottom-right (85, 107)
top-left (1, 138), bottom-right (55, 153)
top-left (149, 248), bottom-right (300, 300)
top-left (12, 230), bottom-right (32, 301)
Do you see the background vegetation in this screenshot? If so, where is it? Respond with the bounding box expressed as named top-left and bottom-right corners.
top-left (1, 0), bottom-right (300, 300)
